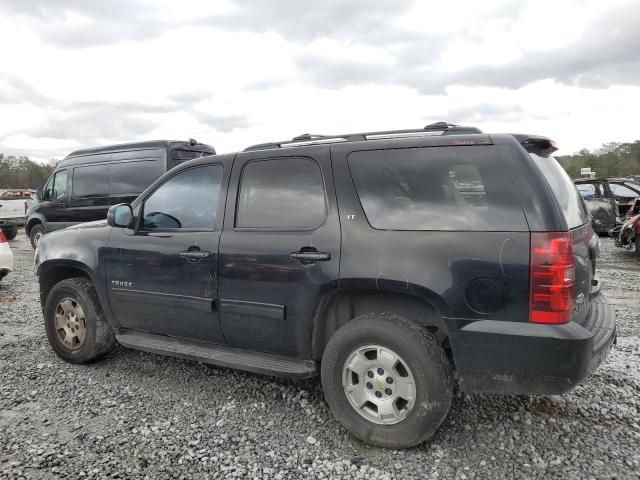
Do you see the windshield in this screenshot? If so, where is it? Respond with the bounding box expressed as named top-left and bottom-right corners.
top-left (530, 153), bottom-right (590, 229)
top-left (610, 183), bottom-right (640, 198)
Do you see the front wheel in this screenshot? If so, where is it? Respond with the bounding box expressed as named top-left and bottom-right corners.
top-left (44, 278), bottom-right (116, 363)
top-left (321, 313), bottom-right (453, 449)
top-left (29, 224), bottom-right (45, 249)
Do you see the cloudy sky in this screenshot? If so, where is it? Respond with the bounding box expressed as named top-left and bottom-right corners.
top-left (1, 0), bottom-right (639, 162)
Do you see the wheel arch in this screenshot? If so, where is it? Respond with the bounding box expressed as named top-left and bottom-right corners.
top-left (311, 286), bottom-right (450, 361)
top-left (26, 216), bottom-right (45, 236)
top-left (38, 260), bottom-right (96, 309)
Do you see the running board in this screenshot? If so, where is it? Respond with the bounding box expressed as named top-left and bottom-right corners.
top-left (115, 331), bottom-right (317, 379)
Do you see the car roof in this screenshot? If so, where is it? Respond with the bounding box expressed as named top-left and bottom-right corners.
top-left (65, 140), bottom-right (215, 158)
top-left (574, 177), bottom-right (635, 183)
top-left (243, 122), bottom-right (484, 152)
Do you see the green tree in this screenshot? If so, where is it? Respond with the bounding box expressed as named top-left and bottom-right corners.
top-left (0, 154), bottom-right (56, 189)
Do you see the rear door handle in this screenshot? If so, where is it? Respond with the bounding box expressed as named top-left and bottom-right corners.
top-left (290, 251), bottom-right (331, 263)
top-left (179, 250), bottom-right (210, 263)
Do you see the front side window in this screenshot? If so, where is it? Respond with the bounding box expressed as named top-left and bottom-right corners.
top-left (348, 146), bottom-right (528, 231)
top-left (236, 157), bottom-right (326, 229)
top-left (142, 165), bottom-right (223, 230)
top-left (48, 170), bottom-right (68, 201)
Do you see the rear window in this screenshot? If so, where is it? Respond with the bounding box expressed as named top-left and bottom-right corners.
top-left (529, 153), bottom-right (589, 229)
top-left (171, 149), bottom-right (209, 167)
top-left (348, 146), bottom-right (528, 231)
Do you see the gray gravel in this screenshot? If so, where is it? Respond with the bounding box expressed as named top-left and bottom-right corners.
top-left (1, 230), bottom-right (639, 479)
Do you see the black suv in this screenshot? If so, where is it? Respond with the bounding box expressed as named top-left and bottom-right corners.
top-left (36, 123), bottom-right (616, 449)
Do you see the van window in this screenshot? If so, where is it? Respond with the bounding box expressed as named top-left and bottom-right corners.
top-left (170, 149), bottom-right (207, 167)
top-left (73, 164), bottom-right (109, 197)
top-left (110, 160), bottom-right (162, 194)
top-left (72, 157), bottom-right (162, 198)
top-left (236, 157), bottom-right (326, 229)
top-left (529, 153), bottom-right (589, 229)
top-left (46, 170), bottom-right (68, 201)
top-left (348, 146), bottom-right (528, 231)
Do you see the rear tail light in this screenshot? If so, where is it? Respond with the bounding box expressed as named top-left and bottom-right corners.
top-left (24, 201), bottom-right (28, 214)
top-left (0, 231), bottom-right (6, 243)
top-left (529, 232), bottom-right (575, 324)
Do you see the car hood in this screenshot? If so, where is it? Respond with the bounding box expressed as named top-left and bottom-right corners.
top-left (65, 219), bottom-right (108, 230)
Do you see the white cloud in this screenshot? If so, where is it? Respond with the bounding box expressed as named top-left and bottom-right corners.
top-left (0, 0), bottom-right (639, 163)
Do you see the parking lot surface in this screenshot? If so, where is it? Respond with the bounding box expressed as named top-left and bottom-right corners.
top-left (1, 230), bottom-right (639, 479)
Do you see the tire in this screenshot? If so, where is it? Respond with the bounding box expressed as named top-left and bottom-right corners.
top-left (29, 223), bottom-right (46, 249)
top-left (321, 313), bottom-right (453, 449)
top-left (43, 278), bottom-right (116, 364)
top-left (635, 236), bottom-right (640, 258)
top-left (1, 225), bottom-right (17, 240)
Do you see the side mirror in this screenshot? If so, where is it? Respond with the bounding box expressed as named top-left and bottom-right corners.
top-left (107, 203), bottom-right (134, 228)
top-left (36, 188), bottom-right (43, 201)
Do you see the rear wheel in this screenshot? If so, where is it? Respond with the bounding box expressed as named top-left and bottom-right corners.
top-left (44, 278), bottom-right (116, 363)
top-left (1, 225), bottom-right (17, 240)
top-left (635, 236), bottom-right (640, 258)
top-left (29, 224), bottom-right (45, 249)
top-left (321, 313), bottom-right (453, 449)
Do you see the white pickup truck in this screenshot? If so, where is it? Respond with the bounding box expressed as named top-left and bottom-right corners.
top-left (0, 190), bottom-right (33, 240)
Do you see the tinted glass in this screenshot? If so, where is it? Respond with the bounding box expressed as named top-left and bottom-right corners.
top-left (348, 146), bottom-right (527, 231)
top-left (73, 165), bottom-right (109, 197)
top-left (110, 160), bottom-right (162, 194)
top-left (52, 170), bottom-right (68, 201)
top-left (171, 149), bottom-right (207, 167)
top-left (236, 157), bottom-right (326, 229)
top-left (142, 165), bottom-right (223, 230)
top-left (610, 183), bottom-right (640, 198)
top-left (530, 153), bottom-right (590, 229)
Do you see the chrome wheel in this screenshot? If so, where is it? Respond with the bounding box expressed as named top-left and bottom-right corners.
top-left (54, 297), bottom-right (87, 350)
top-left (342, 345), bottom-right (416, 425)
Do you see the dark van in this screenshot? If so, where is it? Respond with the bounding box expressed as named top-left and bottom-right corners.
top-left (26, 140), bottom-right (215, 248)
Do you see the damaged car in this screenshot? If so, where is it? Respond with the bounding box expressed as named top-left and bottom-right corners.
top-left (614, 197), bottom-right (640, 255)
top-left (575, 177), bottom-right (640, 235)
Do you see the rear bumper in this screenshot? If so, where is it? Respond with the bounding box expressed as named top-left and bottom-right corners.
top-left (450, 293), bottom-right (616, 395)
top-left (0, 218), bottom-right (25, 227)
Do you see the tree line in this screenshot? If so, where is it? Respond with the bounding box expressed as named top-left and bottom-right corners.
top-left (556, 141), bottom-right (640, 179)
top-left (1, 140), bottom-right (639, 190)
top-left (0, 154), bottom-right (56, 189)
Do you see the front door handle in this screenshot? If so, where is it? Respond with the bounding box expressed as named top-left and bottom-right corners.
top-left (290, 251), bottom-right (331, 264)
top-left (179, 250), bottom-right (210, 263)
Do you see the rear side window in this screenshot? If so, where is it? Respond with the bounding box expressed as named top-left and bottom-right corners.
top-left (72, 158), bottom-right (161, 198)
top-left (110, 160), bottom-right (162, 194)
top-left (529, 153), bottom-right (589, 229)
top-left (236, 157), bottom-right (326, 229)
top-left (348, 146), bottom-right (527, 231)
top-left (73, 164), bottom-right (109, 197)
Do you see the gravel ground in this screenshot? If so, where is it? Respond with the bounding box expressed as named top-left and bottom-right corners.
top-left (0, 230), bottom-right (639, 479)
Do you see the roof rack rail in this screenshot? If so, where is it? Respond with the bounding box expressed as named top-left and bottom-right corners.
top-left (244, 122), bottom-right (482, 151)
